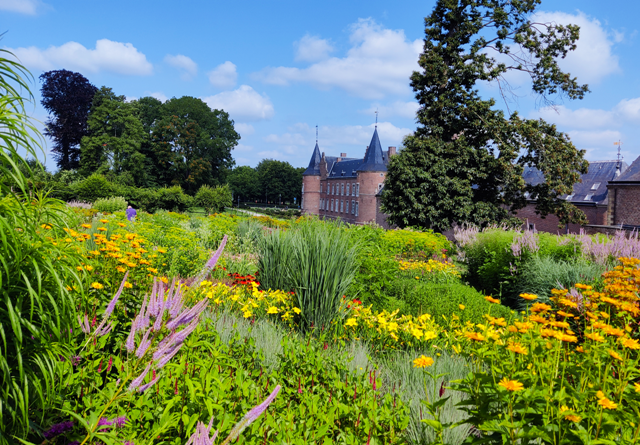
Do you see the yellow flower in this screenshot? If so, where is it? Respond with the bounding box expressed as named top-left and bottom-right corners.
top-left (565, 415), bottom-right (582, 422)
top-left (161, 277), bottom-right (169, 284)
top-left (99, 219), bottom-right (109, 223)
top-left (585, 332), bottom-right (605, 342)
top-left (91, 282), bottom-right (104, 290)
top-left (412, 355), bottom-right (434, 368)
top-left (507, 343), bottom-right (528, 355)
top-left (608, 350), bottom-right (623, 361)
top-left (41, 224), bottom-right (52, 230)
top-left (459, 304), bottom-right (465, 310)
top-left (423, 330), bottom-right (438, 341)
top-left (292, 307), bottom-right (301, 314)
top-left (519, 293), bottom-right (537, 301)
top-left (498, 378), bottom-right (524, 392)
top-left (97, 227), bottom-right (107, 232)
top-left (411, 328), bottom-right (423, 339)
top-left (620, 337), bottom-right (640, 350)
top-left (345, 318), bottom-right (358, 327)
top-left (81, 224), bottom-right (91, 229)
top-left (118, 223), bottom-right (126, 227)
top-left (124, 281), bottom-right (133, 289)
top-left (598, 397), bottom-right (618, 410)
top-left (158, 248), bottom-right (167, 253)
top-left (484, 296), bottom-right (500, 304)
top-left (267, 306), bottom-right (279, 314)
top-left (634, 382), bottom-right (640, 393)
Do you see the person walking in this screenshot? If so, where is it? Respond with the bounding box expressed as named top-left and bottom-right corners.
top-left (126, 205), bottom-right (137, 222)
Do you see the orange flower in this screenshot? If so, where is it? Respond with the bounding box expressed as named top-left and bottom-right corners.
top-left (520, 293), bottom-right (538, 301)
top-left (584, 332), bottom-right (605, 342)
top-left (484, 296), bottom-right (500, 304)
top-left (464, 332), bottom-right (486, 342)
top-left (598, 397), bottom-right (618, 410)
top-left (608, 350), bottom-right (623, 361)
top-left (530, 303), bottom-right (552, 313)
top-left (498, 378), bottom-right (524, 392)
top-left (620, 337), bottom-right (640, 350)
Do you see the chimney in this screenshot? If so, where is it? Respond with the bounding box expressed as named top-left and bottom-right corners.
top-left (388, 146), bottom-right (397, 156)
top-left (340, 152), bottom-right (347, 157)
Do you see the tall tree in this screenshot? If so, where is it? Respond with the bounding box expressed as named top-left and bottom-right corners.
top-left (228, 165), bottom-right (259, 201)
top-left (256, 159), bottom-right (303, 204)
top-left (381, 0), bottom-right (589, 232)
top-left (79, 87), bottom-right (146, 183)
top-left (151, 96), bottom-right (239, 191)
top-left (40, 70), bottom-right (97, 170)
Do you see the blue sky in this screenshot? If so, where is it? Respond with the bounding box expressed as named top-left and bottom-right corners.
top-left (3, 0), bottom-right (640, 171)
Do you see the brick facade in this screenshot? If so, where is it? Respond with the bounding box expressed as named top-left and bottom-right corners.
top-left (516, 203), bottom-right (608, 234)
top-left (608, 185), bottom-right (640, 225)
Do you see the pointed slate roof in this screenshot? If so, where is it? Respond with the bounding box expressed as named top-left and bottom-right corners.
top-left (302, 142), bottom-right (322, 176)
top-left (357, 127), bottom-right (387, 172)
top-left (610, 155), bottom-right (640, 183)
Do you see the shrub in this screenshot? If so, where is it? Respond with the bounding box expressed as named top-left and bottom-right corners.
top-left (72, 173), bottom-right (115, 202)
top-left (93, 196), bottom-right (128, 213)
top-left (195, 184), bottom-right (232, 213)
top-left (258, 219), bottom-right (360, 330)
top-left (381, 228), bottom-right (452, 258)
top-left (386, 279), bottom-right (513, 325)
top-left (513, 255), bottom-right (606, 311)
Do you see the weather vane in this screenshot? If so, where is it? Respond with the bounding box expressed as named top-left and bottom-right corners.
top-left (614, 140), bottom-right (623, 163)
top-left (375, 109), bottom-right (378, 128)
top-left (316, 124), bottom-right (318, 143)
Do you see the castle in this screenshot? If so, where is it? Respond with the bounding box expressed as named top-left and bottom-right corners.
top-left (301, 127), bottom-right (395, 226)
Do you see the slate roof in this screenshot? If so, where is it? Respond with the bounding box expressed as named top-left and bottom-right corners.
top-left (305, 127), bottom-right (390, 178)
top-left (523, 160), bottom-right (628, 205)
top-left (357, 128), bottom-right (387, 172)
top-left (302, 142), bottom-right (322, 176)
top-left (610, 155), bottom-right (640, 183)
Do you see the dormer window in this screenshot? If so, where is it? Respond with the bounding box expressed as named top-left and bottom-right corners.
top-left (566, 194), bottom-right (574, 201)
top-left (584, 194), bottom-right (593, 201)
top-left (591, 182), bottom-right (601, 190)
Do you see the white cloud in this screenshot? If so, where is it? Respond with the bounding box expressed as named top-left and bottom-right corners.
top-left (254, 18), bottom-right (421, 99)
top-left (149, 92), bottom-right (168, 102)
top-left (294, 34), bottom-right (334, 62)
top-left (8, 39), bottom-right (153, 75)
top-left (257, 150), bottom-right (285, 159)
top-left (164, 54), bottom-right (197, 80)
top-left (0, 0), bottom-right (46, 14)
top-left (234, 123), bottom-right (255, 135)
top-left (566, 129), bottom-right (623, 160)
top-left (531, 11), bottom-right (620, 85)
top-left (614, 98), bottom-right (640, 123)
top-left (203, 85), bottom-right (274, 122)
top-left (235, 143), bottom-right (254, 152)
top-left (362, 101), bottom-right (419, 119)
top-left (208, 61), bottom-right (237, 89)
top-left (533, 105), bottom-right (616, 130)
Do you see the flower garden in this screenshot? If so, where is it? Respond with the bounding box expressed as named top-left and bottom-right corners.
top-left (3, 53), bottom-right (640, 445)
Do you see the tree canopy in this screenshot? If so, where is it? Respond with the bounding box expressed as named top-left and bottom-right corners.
top-left (381, 0), bottom-right (589, 232)
top-left (40, 70), bottom-right (97, 170)
top-left (227, 160), bottom-right (303, 205)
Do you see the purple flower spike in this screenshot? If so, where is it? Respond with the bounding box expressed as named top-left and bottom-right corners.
top-left (221, 385), bottom-right (281, 444)
top-left (97, 322), bottom-right (113, 337)
top-left (137, 375), bottom-right (159, 393)
top-left (128, 363), bottom-right (150, 391)
top-left (114, 416), bottom-right (127, 428)
top-left (78, 314), bottom-right (90, 334)
top-left (185, 416), bottom-right (218, 445)
top-left (104, 271), bottom-right (129, 319)
top-left (125, 318), bottom-right (137, 353)
top-left (156, 343), bottom-right (184, 369)
top-left (135, 329), bottom-right (152, 358)
top-left (192, 235), bottom-right (228, 285)
top-left (43, 420), bottom-right (74, 439)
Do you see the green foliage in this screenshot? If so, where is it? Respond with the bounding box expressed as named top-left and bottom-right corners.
top-left (0, 49), bottom-right (85, 443)
top-left (227, 165), bottom-right (259, 201)
top-left (195, 184), bottom-right (232, 213)
top-left (382, 0), bottom-right (589, 231)
top-left (256, 159), bottom-right (304, 204)
top-left (93, 196), bottom-right (128, 213)
top-left (385, 279), bottom-right (512, 325)
top-left (381, 228), bottom-right (452, 258)
top-left (72, 173), bottom-right (115, 202)
top-left (514, 256), bottom-right (606, 311)
top-left (258, 219), bottom-right (360, 330)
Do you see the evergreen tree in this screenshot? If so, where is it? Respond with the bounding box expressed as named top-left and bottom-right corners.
top-left (381, 0), bottom-right (589, 231)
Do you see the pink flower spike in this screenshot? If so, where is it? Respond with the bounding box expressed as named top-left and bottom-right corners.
top-left (137, 375), bottom-right (159, 393)
top-left (135, 329), bottom-right (152, 358)
top-left (104, 271), bottom-right (129, 319)
top-left (185, 417), bottom-right (218, 445)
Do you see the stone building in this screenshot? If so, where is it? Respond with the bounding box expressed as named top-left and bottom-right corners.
top-left (517, 159), bottom-right (629, 233)
top-left (301, 127), bottom-right (395, 226)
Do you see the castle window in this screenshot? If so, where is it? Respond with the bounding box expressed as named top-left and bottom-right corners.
top-left (332, 184), bottom-right (336, 195)
top-left (331, 199), bottom-right (334, 212)
top-left (346, 184), bottom-right (350, 195)
top-left (591, 182), bottom-right (601, 190)
top-left (351, 200), bottom-right (355, 214)
top-left (356, 184), bottom-right (360, 197)
top-left (355, 202), bottom-right (359, 217)
top-left (320, 184), bottom-right (323, 193)
top-left (352, 183), bottom-right (356, 196)
top-left (302, 184), bottom-right (304, 193)
top-left (378, 183), bottom-right (383, 191)
top-left (566, 194), bottom-right (574, 201)
top-left (584, 194), bottom-right (593, 201)
top-left (340, 200), bottom-right (344, 212)
top-left (341, 183), bottom-right (344, 195)
top-left (345, 200), bottom-right (349, 214)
